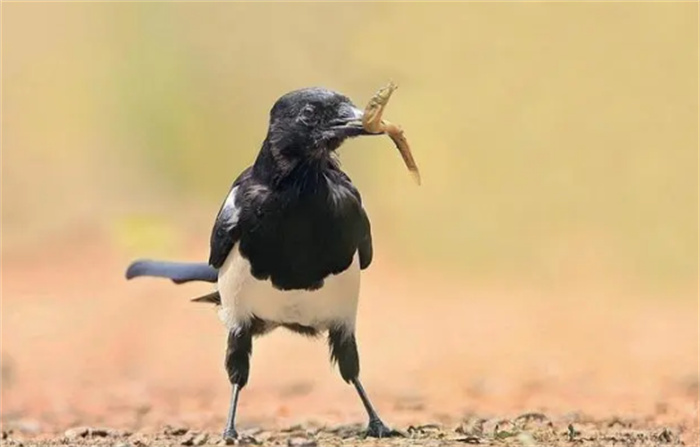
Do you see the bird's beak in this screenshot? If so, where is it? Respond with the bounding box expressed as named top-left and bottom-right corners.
top-left (329, 106), bottom-right (378, 138)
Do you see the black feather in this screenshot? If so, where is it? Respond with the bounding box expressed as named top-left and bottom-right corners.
top-left (191, 291), bottom-right (221, 304)
top-left (125, 260), bottom-right (218, 284)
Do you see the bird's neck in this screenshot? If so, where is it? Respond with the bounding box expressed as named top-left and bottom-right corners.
top-left (253, 139), bottom-right (340, 191)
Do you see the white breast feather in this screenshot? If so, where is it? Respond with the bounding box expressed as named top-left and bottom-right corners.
top-left (217, 244), bottom-right (360, 332)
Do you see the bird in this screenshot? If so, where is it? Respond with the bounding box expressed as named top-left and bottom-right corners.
top-left (125, 87), bottom-right (402, 440)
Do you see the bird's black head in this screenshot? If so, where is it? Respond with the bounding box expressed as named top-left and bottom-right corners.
top-left (266, 87), bottom-right (372, 156)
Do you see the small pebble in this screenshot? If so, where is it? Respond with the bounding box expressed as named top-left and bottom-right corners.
top-left (287, 437), bottom-right (317, 447)
top-left (456, 418), bottom-right (485, 437)
top-left (65, 427), bottom-right (89, 439)
top-left (516, 432), bottom-right (537, 447)
top-left (132, 435), bottom-right (150, 447)
top-left (89, 427), bottom-right (111, 437)
top-left (240, 428), bottom-right (263, 437)
top-left (164, 425), bottom-right (189, 436)
top-left (455, 436), bottom-right (481, 444)
top-left (658, 428), bottom-right (675, 443)
top-left (109, 428), bottom-right (132, 437)
top-left (192, 433), bottom-right (209, 446)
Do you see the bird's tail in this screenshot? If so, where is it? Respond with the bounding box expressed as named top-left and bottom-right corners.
top-left (125, 260), bottom-right (218, 284)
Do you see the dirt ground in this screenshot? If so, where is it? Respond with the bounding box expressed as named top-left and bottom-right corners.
top-left (2, 237), bottom-right (698, 446)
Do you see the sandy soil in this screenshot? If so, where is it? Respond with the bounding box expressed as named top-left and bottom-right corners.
top-left (1, 237), bottom-right (698, 446)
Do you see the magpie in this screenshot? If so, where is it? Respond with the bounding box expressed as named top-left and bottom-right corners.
top-left (125, 87), bottom-right (402, 440)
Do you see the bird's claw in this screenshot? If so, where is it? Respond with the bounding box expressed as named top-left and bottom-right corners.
top-left (365, 419), bottom-right (404, 438)
top-left (222, 428), bottom-right (238, 444)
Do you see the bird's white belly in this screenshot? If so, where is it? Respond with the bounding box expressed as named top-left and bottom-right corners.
top-left (217, 244), bottom-right (360, 331)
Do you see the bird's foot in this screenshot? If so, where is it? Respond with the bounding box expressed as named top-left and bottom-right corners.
top-left (222, 427), bottom-right (238, 444)
top-left (365, 419), bottom-right (404, 438)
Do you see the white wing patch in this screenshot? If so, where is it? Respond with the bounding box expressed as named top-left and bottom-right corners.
top-left (221, 186), bottom-right (240, 229)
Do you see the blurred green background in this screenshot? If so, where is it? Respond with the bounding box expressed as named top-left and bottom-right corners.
top-left (3, 2), bottom-right (698, 293)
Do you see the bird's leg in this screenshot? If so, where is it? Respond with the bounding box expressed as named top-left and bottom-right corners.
top-left (328, 328), bottom-right (402, 438)
top-left (222, 324), bottom-right (253, 441)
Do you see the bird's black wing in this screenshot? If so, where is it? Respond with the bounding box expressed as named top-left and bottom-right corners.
top-left (357, 207), bottom-right (373, 270)
top-left (209, 167), bottom-right (253, 268)
top-left (337, 171), bottom-right (373, 270)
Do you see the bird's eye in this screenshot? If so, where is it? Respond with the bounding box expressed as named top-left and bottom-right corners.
top-left (297, 105), bottom-right (317, 126)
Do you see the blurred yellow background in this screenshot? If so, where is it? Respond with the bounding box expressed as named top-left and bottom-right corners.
top-left (2, 2), bottom-right (699, 440)
top-left (4, 2), bottom-right (697, 295)
top-left (3, 2), bottom-right (697, 293)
